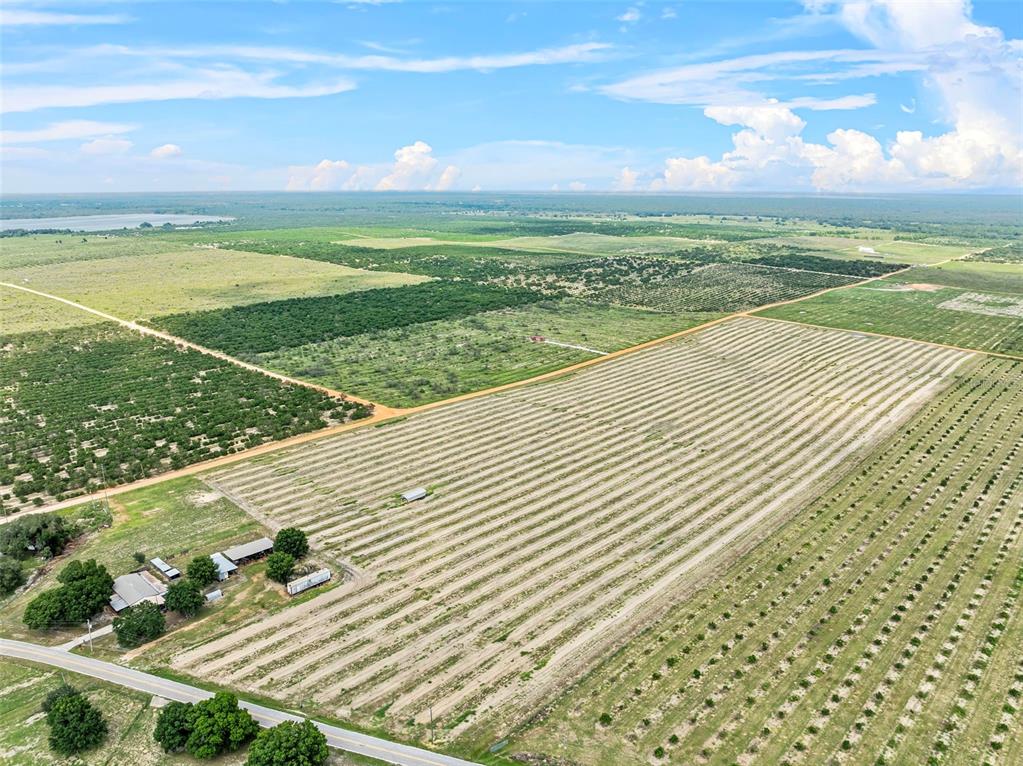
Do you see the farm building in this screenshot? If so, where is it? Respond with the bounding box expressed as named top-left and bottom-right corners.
top-left (150, 558), bottom-right (180, 580)
top-left (223, 537), bottom-right (274, 564)
top-left (210, 552), bottom-right (238, 581)
top-left (205, 589), bottom-right (223, 603)
top-left (287, 568), bottom-right (331, 596)
top-left (401, 487), bottom-right (428, 503)
top-left (110, 571), bottom-right (167, 613)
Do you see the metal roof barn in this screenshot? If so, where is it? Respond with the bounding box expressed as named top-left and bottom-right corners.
top-left (110, 571), bottom-right (167, 612)
top-left (210, 552), bottom-right (238, 581)
top-left (222, 537), bottom-right (274, 563)
top-left (287, 568), bottom-right (332, 596)
top-left (150, 558), bottom-right (181, 579)
top-left (401, 487), bottom-right (428, 502)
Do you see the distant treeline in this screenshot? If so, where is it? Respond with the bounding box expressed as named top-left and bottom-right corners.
top-left (150, 281), bottom-right (546, 355)
top-left (745, 254), bottom-right (908, 277)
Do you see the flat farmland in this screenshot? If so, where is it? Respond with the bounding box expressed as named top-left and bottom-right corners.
top-left (757, 283), bottom-right (1023, 357)
top-left (0, 247), bottom-right (424, 321)
top-left (760, 237), bottom-right (973, 265)
top-left (165, 318), bottom-right (969, 743)
top-left (511, 354), bottom-right (1023, 766)
top-left (1, 284), bottom-right (103, 334)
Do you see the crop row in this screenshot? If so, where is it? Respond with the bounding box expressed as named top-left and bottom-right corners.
top-left (507, 354), bottom-right (1022, 765)
top-left (164, 318), bottom-right (967, 742)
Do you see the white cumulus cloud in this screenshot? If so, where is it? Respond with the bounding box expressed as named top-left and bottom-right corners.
top-left (150, 143), bottom-right (183, 159)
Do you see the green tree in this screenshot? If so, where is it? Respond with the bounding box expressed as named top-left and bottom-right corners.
top-left (46, 691), bottom-right (107, 756)
top-left (274, 527), bottom-right (309, 559)
top-left (245, 720), bottom-right (328, 766)
top-left (56, 559), bottom-right (113, 623)
top-left (154, 700), bottom-right (195, 753)
top-left (188, 555), bottom-right (219, 587)
top-left (265, 552), bottom-right (295, 584)
top-left (0, 557), bottom-right (26, 596)
top-left (42, 683), bottom-right (79, 714)
top-left (185, 692), bottom-right (258, 759)
top-left (23, 588), bottom-right (65, 630)
top-left (113, 601), bottom-right (165, 647)
top-left (0, 514), bottom-right (73, 560)
top-left (165, 579), bottom-right (203, 617)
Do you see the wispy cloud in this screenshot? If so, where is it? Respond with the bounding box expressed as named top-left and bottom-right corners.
top-left (2, 69), bottom-right (356, 113)
top-left (0, 9), bottom-right (132, 26)
top-left (0, 120), bottom-right (136, 144)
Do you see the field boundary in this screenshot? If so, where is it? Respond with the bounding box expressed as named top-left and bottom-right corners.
top-left (16, 258), bottom-right (1011, 521)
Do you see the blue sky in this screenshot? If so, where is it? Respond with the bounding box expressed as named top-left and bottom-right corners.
top-left (1, 0), bottom-right (1021, 193)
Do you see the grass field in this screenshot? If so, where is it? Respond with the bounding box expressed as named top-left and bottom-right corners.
top-left (0, 477), bottom-right (265, 644)
top-left (0, 659), bottom-right (368, 765)
top-left (1, 284), bottom-right (103, 334)
top-left (161, 318), bottom-right (968, 744)
top-left (900, 261), bottom-right (1023, 294)
top-left (0, 234), bottom-right (182, 269)
top-left (756, 283), bottom-right (1023, 356)
top-left (764, 236), bottom-right (973, 265)
top-left (258, 300), bottom-right (720, 407)
top-left (0, 248), bottom-right (424, 321)
top-left (508, 354), bottom-right (1023, 766)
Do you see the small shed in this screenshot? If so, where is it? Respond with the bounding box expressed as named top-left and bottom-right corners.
top-left (150, 558), bottom-right (181, 580)
top-left (401, 487), bottom-right (428, 503)
top-left (286, 568), bottom-right (332, 596)
top-left (110, 571), bottom-right (167, 613)
top-left (222, 537), bottom-right (274, 564)
top-left (209, 552), bottom-right (238, 581)
top-left (205, 589), bottom-right (223, 603)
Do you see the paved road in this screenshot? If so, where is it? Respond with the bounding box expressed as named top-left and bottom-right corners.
top-left (0, 639), bottom-right (481, 766)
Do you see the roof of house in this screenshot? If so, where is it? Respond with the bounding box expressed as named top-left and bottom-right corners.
top-left (401, 487), bottom-right (428, 502)
top-left (222, 537), bottom-right (274, 562)
top-left (210, 552), bottom-right (238, 577)
top-left (110, 571), bottom-right (167, 612)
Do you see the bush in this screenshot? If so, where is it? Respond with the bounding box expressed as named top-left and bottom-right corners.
top-left (46, 691), bottom-right (107, 756)
top-left (154, 700), bottom-right (195, 753)
top-left (0, 514), bottom-right (73, 560)
top-left (113, 601), bottom-right (166, 647)
top-left (274, 528), bottom-right (309, 559)
top-left (165, 579), bottom-right (204, 617)
top-left (185, 692), bottom-right (259, 759)
top-left (265, 552), bottom-right (295, 584)
top-left (57, 559), bottom-right (115, 623)
top-left (245, 720), bottom-right (328, 766)
top-left (0, 557), bottom-right (26, 596)
top-left (23, 589), bottom-right (65, 630)
top-left (188, 555), bottom-right (219, 587)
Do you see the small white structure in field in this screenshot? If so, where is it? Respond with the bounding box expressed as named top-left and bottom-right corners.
top-left (205, 589), bottom-right (223, 603)
top-left (857, 246), bottom-right (878, 254)
top-left (401, 487), bottom-right (428, 503)
top-left (286, 568), bottom-right (331, 596)
top-left (209, 552), bottom-right (238, 581)
top-left (110, 571), bottom-right (167, 612)
top-left (150, 558), bottom-right (180, 580)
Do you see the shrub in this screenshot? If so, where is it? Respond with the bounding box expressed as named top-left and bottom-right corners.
top-left (42, 683), bottom-right (79, 714)
top-left (266, 552), bottom-right (295, 584)
top-left (188, 555), bottom-right (219, 588)
top-left (0, 557), bottom-right (26, 596)
top-left (46, 691), bottom-right (107, 756)
top-left (23, 589), bottom-right (65, 630)
top-left (154, 701), bottom-right (195, 753)
top-left (274, 528), bottom-right (309, 559)
top-left (245, 720), bottom-right (328, 766)
top-left (165, 580), bottom-right (204, 617)
top-left (185, 692), bottom-right (259, 759)
top-left (113, 601), bottom-right (166, 647)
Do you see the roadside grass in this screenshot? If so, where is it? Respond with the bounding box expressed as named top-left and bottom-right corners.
top-left (0, 659), bottom-right (374, 765)
top-left (258, 299), bottom-right (720, 407)
top-left (756, 282), bottom-right (1023, 356)
top-left (0, 478), bottom-right (265, 644)
top-left (0, 248), bottom-right (425, 321)
top-left (1, 284), bottom-right (104, 333)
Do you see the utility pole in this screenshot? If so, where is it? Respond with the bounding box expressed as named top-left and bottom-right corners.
top-left (86, 618), bottom-right (93, 653)
top-left (429, 706), bottom-right (434, 743)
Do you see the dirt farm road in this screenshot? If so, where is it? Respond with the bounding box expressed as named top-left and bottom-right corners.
top-left (1, 639), bottom-right (481, 766)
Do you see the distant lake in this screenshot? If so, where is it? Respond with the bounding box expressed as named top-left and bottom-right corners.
top-left (0, 213), bottom-right (235, 232)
